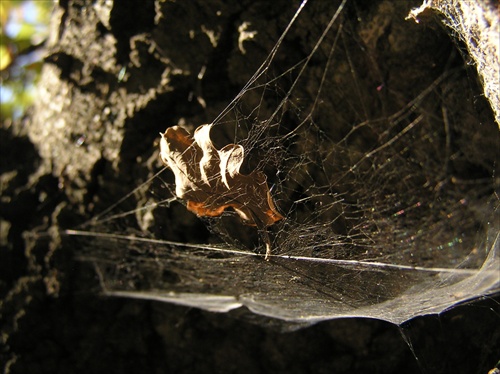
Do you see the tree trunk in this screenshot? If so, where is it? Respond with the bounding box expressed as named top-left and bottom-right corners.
top-left (1, 0), bottom-right (498, 372)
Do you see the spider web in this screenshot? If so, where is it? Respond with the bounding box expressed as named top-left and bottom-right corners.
top-left (66, 0), bottom-right (499, 326)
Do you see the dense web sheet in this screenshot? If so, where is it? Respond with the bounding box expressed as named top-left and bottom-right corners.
top-left (64, 0), bottom-right (499, 325)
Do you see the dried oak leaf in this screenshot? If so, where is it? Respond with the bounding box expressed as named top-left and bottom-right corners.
top-left (160, 124), bottom-right (283, 227)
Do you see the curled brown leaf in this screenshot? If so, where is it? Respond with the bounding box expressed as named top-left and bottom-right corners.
top-left (160, 124), bottom-right (284, 228)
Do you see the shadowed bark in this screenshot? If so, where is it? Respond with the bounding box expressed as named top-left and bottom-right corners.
top-left (1, 1), bottom-right (498, 373)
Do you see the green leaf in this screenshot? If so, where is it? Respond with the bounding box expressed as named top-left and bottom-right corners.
top-left (0, 44), bottom-right (12, 70)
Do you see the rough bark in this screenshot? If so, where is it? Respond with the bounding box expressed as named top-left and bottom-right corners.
top-left (1, 0), bottom-right (498, 373)
top-left (409, 0), bottom-right (500, 127)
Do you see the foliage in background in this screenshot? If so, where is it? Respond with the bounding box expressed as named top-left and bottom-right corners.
top-left (0, 0), bottom-right (52, 121)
